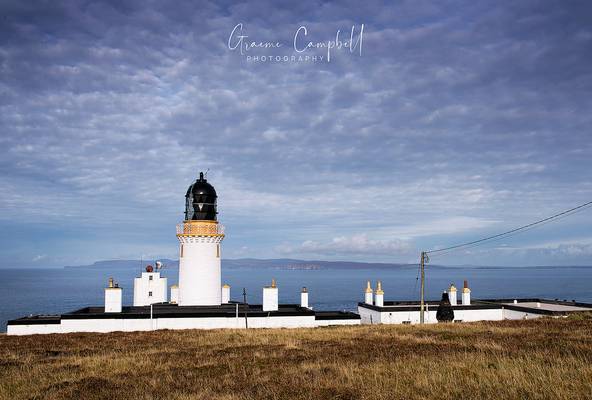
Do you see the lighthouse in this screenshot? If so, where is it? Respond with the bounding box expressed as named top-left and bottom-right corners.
top-left (177, 172), bottom-right (225, 306)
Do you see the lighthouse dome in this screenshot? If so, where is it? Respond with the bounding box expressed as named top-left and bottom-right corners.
top-left (185, 172), bottom-right (218, 221)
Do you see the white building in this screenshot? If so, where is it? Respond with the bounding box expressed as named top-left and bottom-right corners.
top-left (357, 280), bottom-right (592, 325)
top-left (6, 172), bottom-right (360, 335)
top-left (11, 173), bottom-right (591, 336)
top-left (133, 266), bottom-right (167, 306)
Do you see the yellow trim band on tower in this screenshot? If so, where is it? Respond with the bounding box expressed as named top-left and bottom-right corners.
top-left (177, 221), bottom-right (225, 236)
top-left (365, 280), bottom-right (373, 293)
top-left (176, 233), bottom-right (225, 237)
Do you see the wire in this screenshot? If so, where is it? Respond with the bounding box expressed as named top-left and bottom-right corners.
top-left (426, 200), bottom-right (592, 255)
top-left (411, 261), bottom-right (421, 297)
top-left (431, 204), bottom-right (592, 258)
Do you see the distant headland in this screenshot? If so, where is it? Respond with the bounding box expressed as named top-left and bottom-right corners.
top-left (62, 259), bottom-right (591, 270)
top-left (64, 258), bottom-right (418, 270)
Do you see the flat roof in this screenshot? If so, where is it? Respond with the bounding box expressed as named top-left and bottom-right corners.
top-left (7, 303), bottom-right (360, 325)
top-left (359, 298), bottom-right (592, 316)
top-left (314, 311), bottom-right (360, 320)
top-left (501, 302), bottom-right (592, 312)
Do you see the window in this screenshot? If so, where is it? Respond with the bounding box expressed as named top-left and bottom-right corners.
top-left (148, 291), bottom-right (153, 297)
top-left (216, 244), bottom-right (220, 258)
top-left (149, 276), bottom-right (153, 281)
top-left (180, 244), bottom-right (184, 258)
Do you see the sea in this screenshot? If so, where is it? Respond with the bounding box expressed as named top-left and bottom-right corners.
top-left (1, 264), bottom-right (592, 332)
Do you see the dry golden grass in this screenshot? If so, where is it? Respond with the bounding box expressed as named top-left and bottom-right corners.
top-left (1, 316), bottom-right (592, 400)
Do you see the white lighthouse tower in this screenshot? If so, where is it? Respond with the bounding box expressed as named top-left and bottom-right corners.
top-left (177, 172), bottom-right (225, 306)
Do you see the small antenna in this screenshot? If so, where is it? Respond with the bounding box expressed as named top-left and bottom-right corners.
top-left (204, 168), bottom-right (210, 178)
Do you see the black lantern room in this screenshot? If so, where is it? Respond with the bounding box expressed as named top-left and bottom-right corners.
top-left (185, 172), bottom-right (218, 221)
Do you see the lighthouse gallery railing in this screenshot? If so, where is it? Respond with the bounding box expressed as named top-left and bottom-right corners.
top-left (176, 222), bottom-right (225, 236)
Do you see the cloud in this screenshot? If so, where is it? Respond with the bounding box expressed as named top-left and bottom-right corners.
top-left (499, 239), bottom-right (592, 257)
top-left (278, 234), bottom-right (412, 257)
top-left (0, 1), bottom-right (591, 266)
top-left (261, 128), bottom-right (287, 142)
top-left (498, 163), bottom-right (546, 174)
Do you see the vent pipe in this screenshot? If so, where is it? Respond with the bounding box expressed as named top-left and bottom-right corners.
top-left (462, 280), bottom-right (471, 305)
top-left (170, 285), bottom-right (179, 304)
top-left (374, 281), bottom-right (384, 307)
top-left (448, 284), bottom-right (458, 306)
top-left (364, 281), bottom-right (373, 305)
top-left (222, 284), bottom-right (231, 304)
top-left (300, 287), bottom-right (309, 308)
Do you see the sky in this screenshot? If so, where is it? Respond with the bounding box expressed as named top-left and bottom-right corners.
top-left (1, 0), bottom-right (591, 268)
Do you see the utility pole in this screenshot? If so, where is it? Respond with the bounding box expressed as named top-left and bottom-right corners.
top-left (242, 287), bottom-right (248, 329)
top-left (419, 251), bottom-right (428, 324)
top-left (150, 303), bottom-right (154, 330)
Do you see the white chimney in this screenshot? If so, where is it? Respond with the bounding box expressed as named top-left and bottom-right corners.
top-left (364, 281), bottom-right (373, 305)
top-left (300, 287), bottom-right (309, 308)
top-left (222, 284), bottom-right (231, 303)
top-left (374, 281), bottom-right (384, 307)
top-left (170, 285), bottom-right (179, 304)
top-left (462, 280), bottom-right (471, 305)
top-left (262, 279), bottom-right (278, 311)
top-left (105, 277), bottom-right (122, 313)
top-left (448, 284), bottom-right (458, 306)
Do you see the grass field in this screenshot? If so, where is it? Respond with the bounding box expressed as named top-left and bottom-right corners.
top-left (1, 316), bottom-right (592, 400)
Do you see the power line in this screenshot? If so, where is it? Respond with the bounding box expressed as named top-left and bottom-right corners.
top-left (431, 205), bottom-right (591, 258)
top-left (426, 200), bottom-right (592, 255)
top-left (418, 199), bottom-right (592, 325)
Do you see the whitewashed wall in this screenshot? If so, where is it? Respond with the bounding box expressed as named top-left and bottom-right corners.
top-left (453, 308), bottom-right (503, 322)
top-left (7, 315), bottom-right (330, 335)
top-left (6, 324), bottom-right (61, 335)
top-left (359, 306), bottom-right (505, 325)
top-left (315, 319), bottom-right (361, 327)
top-left (502, 308), bottom-right (544, 320)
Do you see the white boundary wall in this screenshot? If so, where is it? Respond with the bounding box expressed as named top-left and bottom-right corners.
top-left (6, 306), bottom-right (550, 335)
top-left (315, 319), bottom-right (361, 327)
top-left (7, 324), bottom-right (62, 335)
top-left (9, 315), bottom-right (365, 335)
